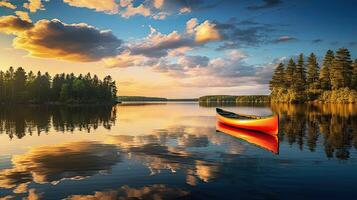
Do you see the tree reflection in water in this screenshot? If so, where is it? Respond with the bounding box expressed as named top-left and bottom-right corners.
top-left (0, 105), bottom-right (116, 139)
top-left (271, 103), bottom-right (357, 160)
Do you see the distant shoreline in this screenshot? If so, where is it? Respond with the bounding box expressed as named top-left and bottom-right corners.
top-left (117, 96), bottom-right (198, 102)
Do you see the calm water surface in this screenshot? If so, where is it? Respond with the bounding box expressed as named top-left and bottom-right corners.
top-left (1, 103), bottom-right (357, 199)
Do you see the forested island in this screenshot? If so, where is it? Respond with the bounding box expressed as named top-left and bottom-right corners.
top-left (0, 67), bottom-right (117, 104)
top-left (270, 48), bottom-right (357, 103)
top-left (199, 95), bottom-right (270, 103)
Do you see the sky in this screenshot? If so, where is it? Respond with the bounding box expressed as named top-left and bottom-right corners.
top-left (0, 0), bottom-right (356, 98)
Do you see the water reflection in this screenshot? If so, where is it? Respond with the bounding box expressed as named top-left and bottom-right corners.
top-left (1, 103), bottom-right (357, 199)
top-left (272, 103), bottom-right (357, 160)
top-left (64, 184), bottom-right (190, 200)
top-left (0, 141), bottom-right (120, 194)
top-left (0, 105), bottom-right (116, 139)
top-left (216, 122), bottom-right (279, 154)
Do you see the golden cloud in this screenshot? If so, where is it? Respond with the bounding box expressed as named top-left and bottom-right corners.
top-left (0, 15), bottom-right (33, 34)
top-left (0, 0), bottom-right (16, 9)
top-left (63, 0), bottom-right (119, 14)
top-left (23, 0), bottom-right (46, 13)
top-left (195, 20), bottom-right (221, 43)
top-left (0, 16), bottom-right (122, 62)
top-left (15, 11), bottom-right (32, 22)
top-left (121, 3), bottom-right (151, 18)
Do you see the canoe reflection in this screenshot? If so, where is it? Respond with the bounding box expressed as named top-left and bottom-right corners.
top-left (216, 122), bottom-right (279, 154)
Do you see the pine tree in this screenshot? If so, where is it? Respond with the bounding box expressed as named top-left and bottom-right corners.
top-left (352, 59), bottom-right (357, 90)
top-left (14, 67), bottom-right (27, 102)
top-left (331, 48), bottom-right (352, 90)
top-left (285, 58), bottom-right (296, 88)
top-left (294, 53), bottom-right (306, 91)
top-left (319, 50), bottom-right (334, 90)
top-left (307, 53), bottom-right (320, 89)
top-left (269, 63), bottom-right (285, 91)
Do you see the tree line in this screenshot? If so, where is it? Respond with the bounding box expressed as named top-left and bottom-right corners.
top-left (270, 48), bottom-right (357, 103)
top-left (0, 67), bottom-right (117, 104)
top-left (199, 95), bottom-right (270, 103)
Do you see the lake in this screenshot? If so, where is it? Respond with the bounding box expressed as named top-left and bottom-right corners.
top-left (1, 103), bottom-right (357, 200)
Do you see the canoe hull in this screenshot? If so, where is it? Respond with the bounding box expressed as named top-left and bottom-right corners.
top-left (216, 109), bottom-right (278, 136)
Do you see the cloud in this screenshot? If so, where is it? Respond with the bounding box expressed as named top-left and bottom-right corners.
top-left (0, 15), bottom-right (34, 34)
top-left (120, 2), bottom-right (151, 18)
top-left (15, 11), bottom-right (32, 22)
top-left (272, 35), bottom-right (297, 43)
top-left (104, 51), bottom-right (157, 68)
top-left (186, 18), bottom-right (198, 34)
top-left (144, 49), bottom-right (274, 88)
top-left (178, 55), bottom-right (209, 68)
top-left (312, 39), bottom-right (323, 43)
top-left (247, 0), bottom-right (282, 10)
top-left (214, 19), bottom-right (276, 50)
top-left (113, 19), bottom-right (220, 61)
top-left (153, 0), bottom-right (164, 9)
top-left (0, 0), bottom-right (16, 9)
top-left (61, 0), bottom-right (217, 19)
top-left (348, 41), bottom-right (357, 46)
top-left (194, 20), bottom-right (221, 43)
top-left (102, 17), bottom-right (274, 89)
top-left (63, 0), bottom-right (119, 14)
top-left (23, 0), bottom-right (47, 13)
top-left (0, 15), bottom-right (123, 62)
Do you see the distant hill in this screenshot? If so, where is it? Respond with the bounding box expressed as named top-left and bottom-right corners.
top-left (117, 96), bottom-right (197, 102)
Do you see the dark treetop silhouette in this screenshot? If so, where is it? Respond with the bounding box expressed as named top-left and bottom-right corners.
top-left (0, 67), bottom-right (117, 104)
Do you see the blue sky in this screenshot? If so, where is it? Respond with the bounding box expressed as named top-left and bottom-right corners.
top-left (0, 0), bottom-right (356, 97)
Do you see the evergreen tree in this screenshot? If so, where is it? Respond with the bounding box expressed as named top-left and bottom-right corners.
top-left (331, 48), bottom-right (352, 89)
top-left (0, 71), bottom-right (4, 102)
top-left (306, 53), bottom-right (320, 89)
top-left (352, 59), bottom-right (357, 90)
top-left (285, 58), bottom-right (296, 88)
top-left (0, 67), bottom-right (117, 104)
top-left (294, 53), bottom-right (306, 91)
top-left (319, 50), bottom-right (334, 90)
top-left (14, 67), bottom-right (27, 102)
top-left (269, 63), bottom-right (285, 91)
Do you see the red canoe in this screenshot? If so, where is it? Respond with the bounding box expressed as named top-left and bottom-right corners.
top-left (216, 122), bottom-right (279, 154)
top-left (216, 108), bottom-right (278, 136)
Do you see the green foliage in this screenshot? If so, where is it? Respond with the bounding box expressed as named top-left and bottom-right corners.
top-left (331, 48), bottom-right (352, 89)
top-left (352, 59), bottom-right (357, 90)
top-left (0, 67), bottom-right (117, 104)
top-left (270, 88), bottom-right (305, 103)
top-left (319, 50), bottom-right (334, 90)
top-left (269, 62), bottom-right (285, 90)
top-left (319, 88), bottom-right (357, 103)
top-left (270, 48), bottom-right (357, 103)
top-left (293, 54), bottom-right (307, 98)
top-left (306, 53), bottom-right (320, 90)
top-left (284, 58), bottom-right (296, 88)
top-left (199, 95), bottom-right (270, 103)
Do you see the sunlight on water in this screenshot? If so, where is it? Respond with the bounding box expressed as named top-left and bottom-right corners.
top-left (1, 103), bottom-right (357, 199)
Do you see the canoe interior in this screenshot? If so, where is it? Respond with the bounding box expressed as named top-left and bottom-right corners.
top-left (216, 108), bottom-right (272, 120)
